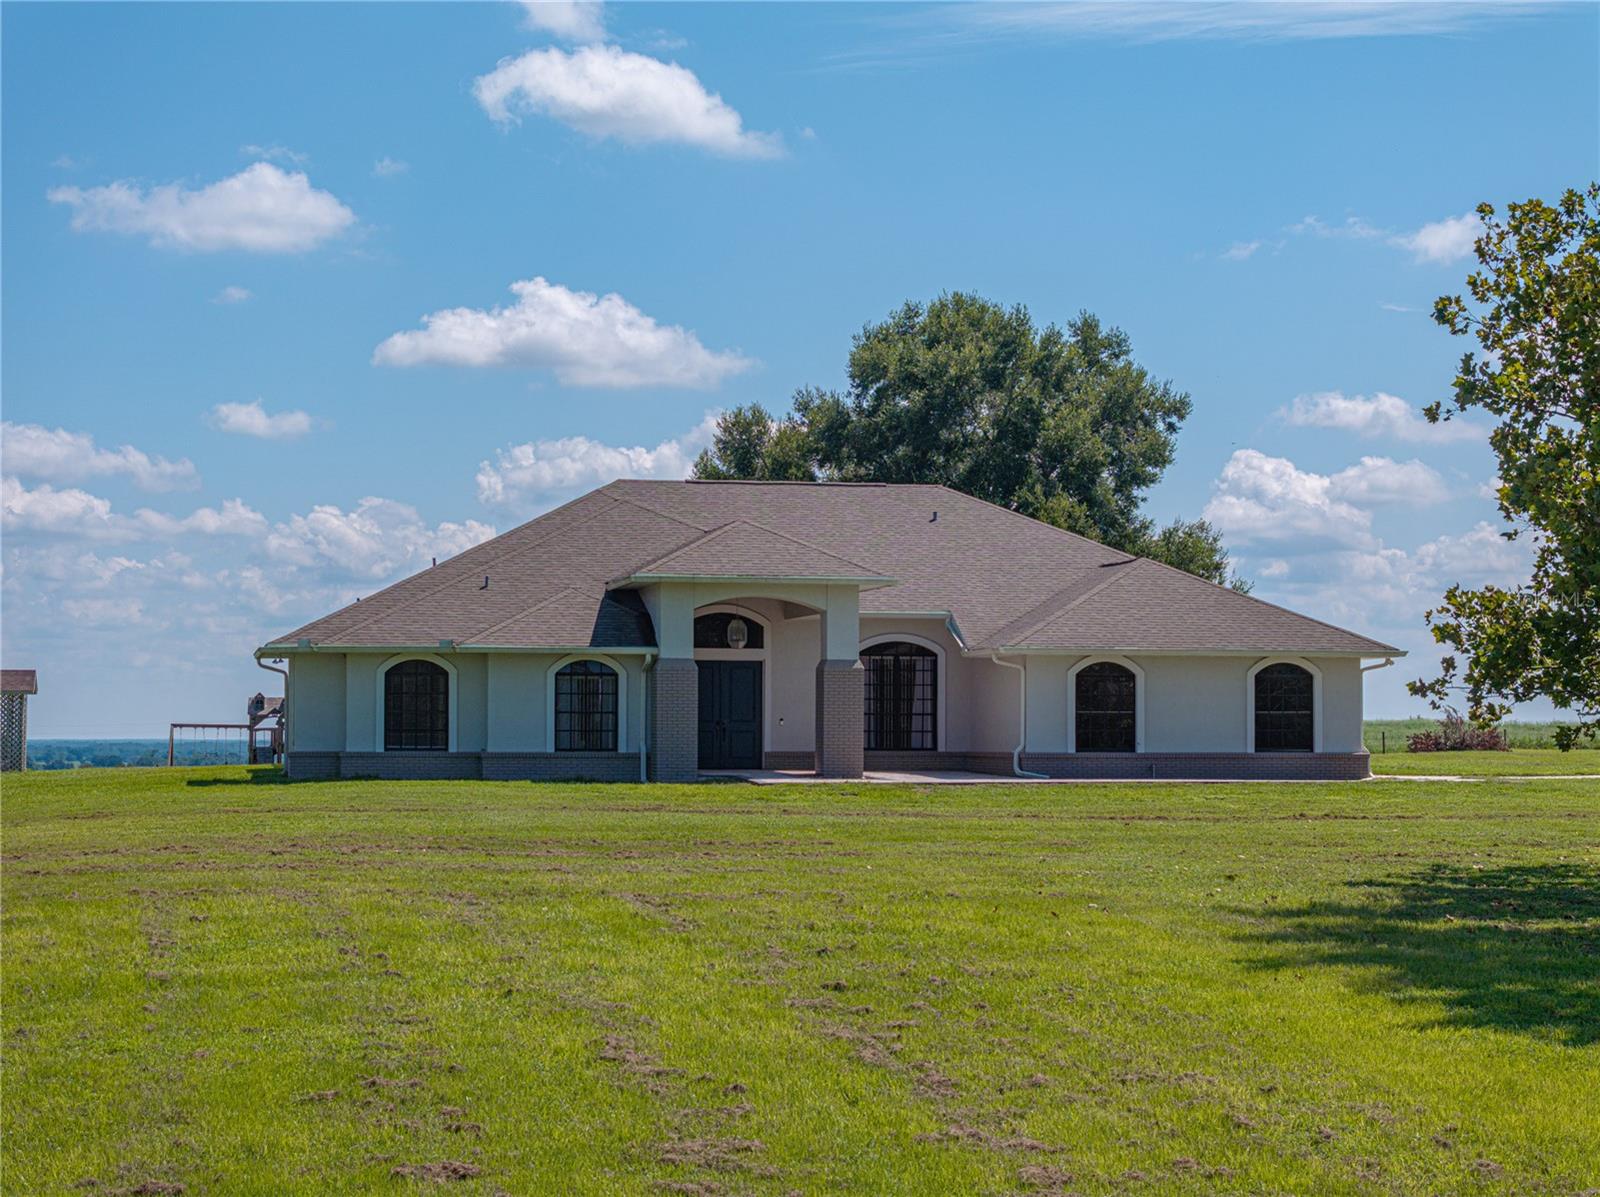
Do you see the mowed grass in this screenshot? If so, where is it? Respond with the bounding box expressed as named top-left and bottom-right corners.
top-left (1370, 748), bottom-right (1600, 777)
top-left (3, 770), bottom-right (1597, 1196)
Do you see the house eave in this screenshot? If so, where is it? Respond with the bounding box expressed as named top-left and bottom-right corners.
top-left (257, 643), bottom-right (660, 657)
top-left (979, 646), bottom-right (1407, 659)
top-left (608, 572), bottom-right (898, 591)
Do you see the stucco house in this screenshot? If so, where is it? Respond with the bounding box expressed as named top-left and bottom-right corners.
top-left (259, 480), bottom-right (1401, 782)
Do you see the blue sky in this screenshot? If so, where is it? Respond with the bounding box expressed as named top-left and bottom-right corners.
top-left (3, 1), bottom-right (1596, 736)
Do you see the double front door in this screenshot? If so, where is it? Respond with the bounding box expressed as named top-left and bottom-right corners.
top-left (697, 661), bottom-right (762, 769)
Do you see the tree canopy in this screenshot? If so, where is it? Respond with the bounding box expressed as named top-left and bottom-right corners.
top-left (693, 293), bottom-right (1245, 588)
top-left (1408, 185), bottom-right (1599, 748)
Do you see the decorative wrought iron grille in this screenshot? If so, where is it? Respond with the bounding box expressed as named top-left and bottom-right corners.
top-left (555, 659), bottom-right (618, 752)
top-left (694, 612), bottom-right (764, 649)
top-left (1254, 662), bottom-right (1314, 751)
top-left (862, 642), bottom-right (937, 750)
top-left (384, 659), bottom-right (449, 751)
top-left (1075, 662), bottom-right (1137, 752)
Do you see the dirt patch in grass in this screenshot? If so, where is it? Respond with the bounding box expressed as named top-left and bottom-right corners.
top-left (655, 1137), bottom-right (769, 1174)
top-left (391, 1161), bottom-right (483, 1182)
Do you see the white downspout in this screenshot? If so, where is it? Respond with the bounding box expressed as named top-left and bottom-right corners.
top-left (256, 657), bottom-right (289, 763)
top-left (639, 652), bottom-right (656, 783)
top-left (990, 654), bottom-right (1048, 779)
top-left (1361, 657), bottom-right (1396, 673)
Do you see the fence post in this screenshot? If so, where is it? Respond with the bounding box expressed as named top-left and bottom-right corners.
top-left (1381, 731), bottom-right (1387, 754)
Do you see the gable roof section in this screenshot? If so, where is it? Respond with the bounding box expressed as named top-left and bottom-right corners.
top-left (615, 519), bottom-right (892, 585)
top-left (993, 557), bottom-right (1399, 655)
top-left (263, 480), bottom-right (1400, 656)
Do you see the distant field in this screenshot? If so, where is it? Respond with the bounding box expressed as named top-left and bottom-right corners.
top-left (1363, 718), bottom-right (1595, 753)
top-left (1369, 749), bottom-right (1600, 777)
top-left (4, 767), bottom-right (1597, 1195)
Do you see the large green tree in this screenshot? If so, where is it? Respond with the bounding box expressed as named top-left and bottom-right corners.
top-left (1408, 185), bottom-right (1599, 747)
top-left (693, 293), bottom-right (1246, 588)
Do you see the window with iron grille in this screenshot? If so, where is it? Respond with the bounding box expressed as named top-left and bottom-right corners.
top-left (555, 660), bottom-right (618, 752)
top-left (862, 641), bottom-right (937, 750)
top-left (384, 659), bottom-right (449, 751)
top-left (1074, 661), bottom-right (1136, 752)
top-left (1254, 662), bottom-right (1314, 751)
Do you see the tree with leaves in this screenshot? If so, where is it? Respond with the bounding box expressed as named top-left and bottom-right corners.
top-left (1407, 185), bottom-right (1599, 748)
top-left (693, 293), bottom-right (1246, 588)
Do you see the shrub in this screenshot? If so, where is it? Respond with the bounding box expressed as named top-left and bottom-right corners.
top-left (1407, 709), bottom-right (1509, 753)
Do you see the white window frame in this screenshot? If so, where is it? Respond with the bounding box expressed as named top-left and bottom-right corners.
top-left (375, 653), bottom-right (458, 753)
top-left (694, 606), bottom-right (772, 752)
top-left (546, 654), bottom-right (628, 753)
top-left (1246, 655), bottom-right (1323, 753)
top-left (859, 631), bottom-right (947, 752)
top-left (1066, 654), bottom-right (1146, 753)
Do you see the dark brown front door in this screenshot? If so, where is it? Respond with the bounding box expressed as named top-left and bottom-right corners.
top-left (697, 661), bottom-right (762, 769)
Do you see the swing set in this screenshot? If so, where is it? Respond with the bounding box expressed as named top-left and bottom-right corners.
top-left (167, 692), bottom-right (284, 766)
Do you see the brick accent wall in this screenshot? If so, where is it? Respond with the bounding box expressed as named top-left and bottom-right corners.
top-left (1018, 752), bottom-right (1373, 781)
top-left (286, 750), bottom-right (641, 781)
top-left (765, 749), bottom-right (1371, 781)
top-left (814, 658), bottom-right (864, 779)
top-left (650, 657), bottom-right (699, 782)
top-left (285, 751), bottom-right (340, 780)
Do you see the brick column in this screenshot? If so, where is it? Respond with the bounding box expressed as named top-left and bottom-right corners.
top-left (649, 657), bottom-right (700, 782)
top-left (814, 659), bottom-right (864, 779)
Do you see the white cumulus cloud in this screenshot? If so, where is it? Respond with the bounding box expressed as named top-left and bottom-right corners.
top-left (264, 497), bottom-right (496, 582)
top-left (476, 411), bottom-right (717, 513)
top-left (1391, 212), bottom-right (1482, 264)
top-left (48, 162), bottom-right (356, 253)
top-left (372, 156), bottom-right (410, 178)
top-left (1279, 391), bottom-right (1483, 444)
top-left (0, 476), bottom-right (265, 540)
top-left (474, 44), bottom-right (783, 159)
top-left (208, 400), bottom-right (314, 440)
top-left (373, 276), bottom-right (751, 388)
top-left (2, 422), bottom-right (198, 491)
top-left (1202, 449), bottom-right (1376, 552)
top-left (1326, 456), bottom-right (1451, 506)
top-left (521, 0), bottom-right (606, 41)
top-left (212, 285), bottom-right (253, 305)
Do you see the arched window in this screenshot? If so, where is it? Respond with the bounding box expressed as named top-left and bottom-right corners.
top-left (1254, 662), bottom-right (1314, 751)
top-left (862, 641), bottom-right (937, 750)
top-left (694, 612), bottom-right (764, 649)
top-left (1074, 661), bottom-right (1137, 753)
top-left (555, 660), bottom-right (618, 752)
top-left (384, 659), bottom-right (449, 751)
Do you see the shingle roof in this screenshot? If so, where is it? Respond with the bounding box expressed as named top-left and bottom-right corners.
top-left (617, 520), bottom-right (891, 585)
top-left (1, 669), bottom-right (38, 694)
top-left (263, 481), bottom-right (1400, 657)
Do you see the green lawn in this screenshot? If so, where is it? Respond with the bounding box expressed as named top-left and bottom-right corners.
top-left (1364, 718), bottom-right (1598, 753)
top-left (4, 769), bottom-right (1597, 1195)
top-left (1370, 748), bottom-right (1600, 777)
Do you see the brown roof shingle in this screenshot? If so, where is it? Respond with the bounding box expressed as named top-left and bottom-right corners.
top-left (263, 481), bottom-right (1399, 657)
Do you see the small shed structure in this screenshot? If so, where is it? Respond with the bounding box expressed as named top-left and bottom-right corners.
top-left (2, 669), bottom-right (39, 772)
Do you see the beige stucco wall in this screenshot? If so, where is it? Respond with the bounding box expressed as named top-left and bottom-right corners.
top-left (287, 653), bottom-right (345, 751)
top-left (1023, 653), bottom-right (1366, 754)
top-left (284, 642), bottom-right (1366, 759)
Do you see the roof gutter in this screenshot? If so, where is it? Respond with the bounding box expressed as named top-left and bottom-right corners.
top-left (989, 654), bottom-right (1048, 780)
